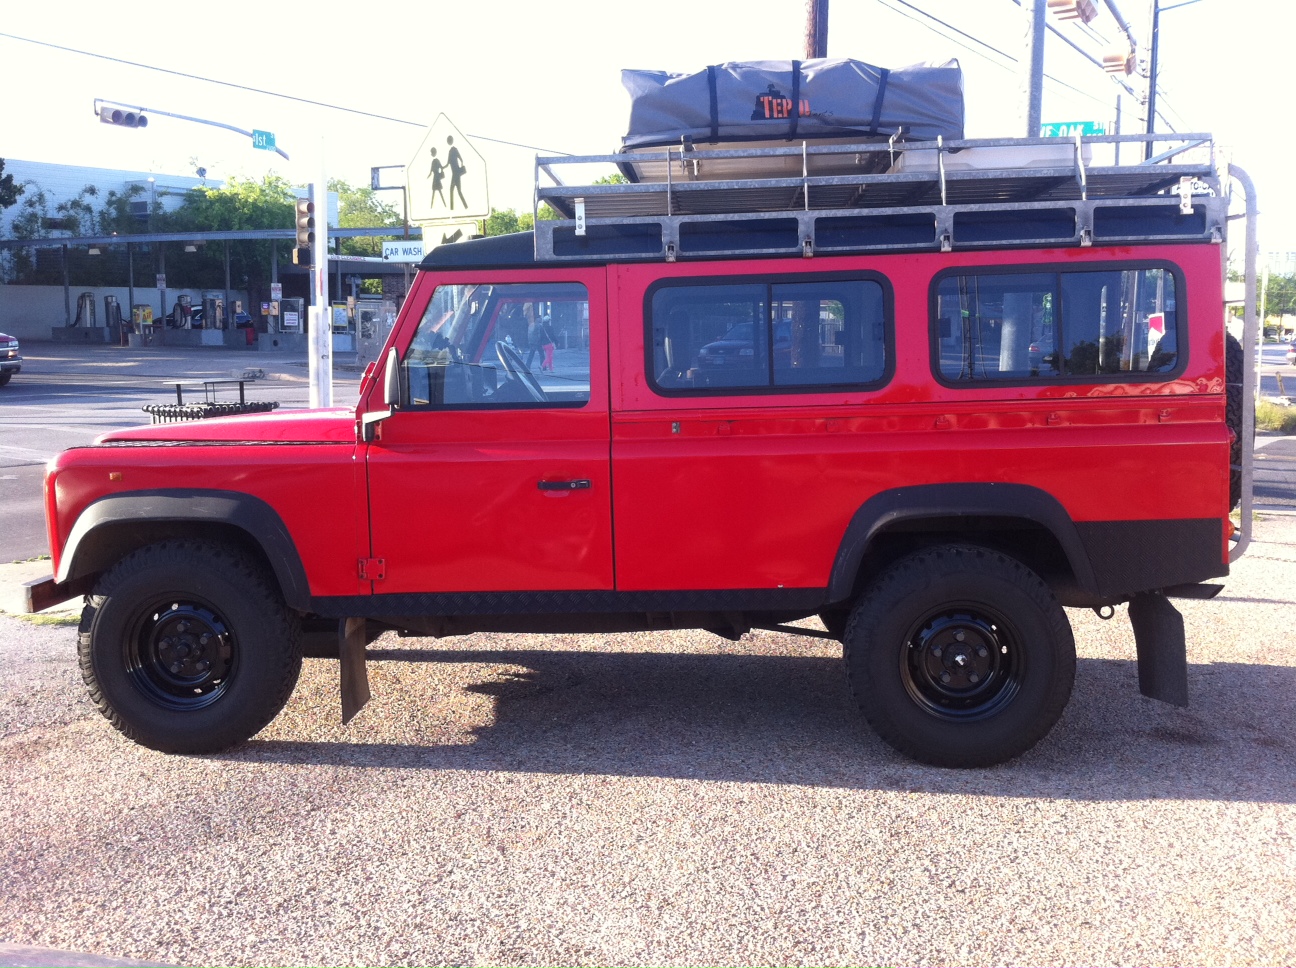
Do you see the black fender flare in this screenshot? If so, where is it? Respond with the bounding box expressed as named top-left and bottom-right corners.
top-left (825, 483), bottom-right (1097, 603)
top-left (58, 489), bottom-right (312, 611)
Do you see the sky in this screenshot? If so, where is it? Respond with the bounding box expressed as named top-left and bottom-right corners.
top-left (0, 0), bottom-right (1286, 256)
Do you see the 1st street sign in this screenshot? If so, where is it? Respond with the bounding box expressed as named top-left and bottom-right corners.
top-left (252, 129), bottom-right (276, 152)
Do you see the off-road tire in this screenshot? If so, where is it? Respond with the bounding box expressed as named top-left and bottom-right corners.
top-left (844, 544), bottom-right (1075, 768)
top-left (1226, 332), bottom-right (1246, 510)
top-left (78, 540), bottom-right (303, 753)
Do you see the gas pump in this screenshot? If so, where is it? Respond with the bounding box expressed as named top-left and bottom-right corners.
top-left (202, 292), bottom-right (225, 329)
top-left (73, 292), bottom-right (97, 328)
top-left (103, 294), bottom-right (124, 339)
top-left (171, 295), bottom-right (193, 329)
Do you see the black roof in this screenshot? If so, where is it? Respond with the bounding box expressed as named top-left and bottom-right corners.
top-left (419, 231), bottom-right (537, 270)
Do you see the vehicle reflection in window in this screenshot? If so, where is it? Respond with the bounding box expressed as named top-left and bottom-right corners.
top-left (935, 266), bottom-right (1178, 382)
top-left (404, 282), bottom-right (591, 408)
top-left (650, 278), bottom-right (887, 393)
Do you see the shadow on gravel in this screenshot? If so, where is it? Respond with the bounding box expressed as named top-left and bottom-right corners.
top-left (235, 647), bottom-right (1296, 804)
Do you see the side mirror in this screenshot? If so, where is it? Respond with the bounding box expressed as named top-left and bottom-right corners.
top-left (382, 346), bottom-right (400, 407)
top-left (361, 347), bottom-right (401, 442)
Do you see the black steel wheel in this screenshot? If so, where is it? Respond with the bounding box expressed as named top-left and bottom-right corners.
top-left (79, 540), bottom-right (302, 753)
top-left (123, 600), bottom-right (237, 710)
top-left (844, 544), bottom-right (1075, 768)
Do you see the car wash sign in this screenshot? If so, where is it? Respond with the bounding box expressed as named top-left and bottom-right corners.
top-left (382, 241), bottom-right (426, 263)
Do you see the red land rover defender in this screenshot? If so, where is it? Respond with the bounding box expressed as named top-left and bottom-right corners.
top-left (28, 133), bottom-right (1259, 768)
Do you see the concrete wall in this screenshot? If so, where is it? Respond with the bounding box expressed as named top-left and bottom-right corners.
top-left (0, 285), bottom-right (249, 340)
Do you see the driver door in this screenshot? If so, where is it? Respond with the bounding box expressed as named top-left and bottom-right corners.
top-left (363, 269), bottom-right (612, 594)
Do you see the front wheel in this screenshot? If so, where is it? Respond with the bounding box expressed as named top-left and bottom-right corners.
top-left (79, 540), bottom-right (303, 753)
top-left (844, 544), bottom-right (1075, 768)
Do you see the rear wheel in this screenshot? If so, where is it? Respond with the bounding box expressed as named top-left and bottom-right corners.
top-left (79, 540), bottom-right (302, 753)
top-left (844, 544), bottom-right (1075, 768)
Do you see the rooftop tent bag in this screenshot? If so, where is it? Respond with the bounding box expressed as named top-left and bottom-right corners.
top-left (619, 57), bottom-right (965, 152)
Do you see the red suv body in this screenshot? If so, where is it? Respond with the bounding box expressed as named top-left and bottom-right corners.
top-left (31, 136), bottom-right (1259, 767)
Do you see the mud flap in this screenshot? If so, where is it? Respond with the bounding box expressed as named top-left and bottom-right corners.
top-left (340, 617), bottom-right (372, 724)
top-left (1127, 592), bottom-right (1189, 707)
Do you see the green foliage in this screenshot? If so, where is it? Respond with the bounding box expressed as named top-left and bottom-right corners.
top-left (1257, 400), bottom-right (1296, 434)
top-left (163, 174), bottom-right (296, 232)
top-left (157, 175), bottom-right (297, 291)
top-left (0, 159), bottom-right (24, 210)
top-left (481, 207), bottom-right (534, 237)
top-left (1265, 272), bottom-right (1296, 317)
top-left (328, 178), bottom-right (402, 257)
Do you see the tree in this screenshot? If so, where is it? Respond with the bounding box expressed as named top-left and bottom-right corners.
top-left (481, 207), bottom-right (535, 237)
top-left (0, 159), bottom-right (22, 211)
top-left (329, 178), bottom-right (402, 258)
top-left (156, 174), bottom-right (297, 303)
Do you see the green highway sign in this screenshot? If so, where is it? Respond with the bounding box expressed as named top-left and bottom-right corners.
top-left (252, 129), bottom-right (276, 152)
top-left (1039, 121), bottom-right (1108, 138)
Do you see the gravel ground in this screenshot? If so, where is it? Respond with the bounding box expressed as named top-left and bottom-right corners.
top-left (1, 518), bottom-right (1294, 967)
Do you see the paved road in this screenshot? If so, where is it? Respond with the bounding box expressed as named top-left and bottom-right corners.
top-left (0, 342), bottom-right (361, 563)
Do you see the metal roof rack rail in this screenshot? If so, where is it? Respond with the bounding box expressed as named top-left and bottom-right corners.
top-left (532, 132), bottom-right (1225, 262)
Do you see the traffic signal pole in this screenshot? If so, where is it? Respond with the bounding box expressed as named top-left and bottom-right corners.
top-left (308, 167), bottom-right (332, 409)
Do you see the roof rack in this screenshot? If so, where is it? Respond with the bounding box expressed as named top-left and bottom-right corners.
top-left (533, 133), bottom-right (1226, 262)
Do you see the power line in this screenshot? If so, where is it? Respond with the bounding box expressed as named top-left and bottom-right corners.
top-left (0, 30), bottom-right (574, 157)
top-left (873, 0), bottom-right (1113, 109)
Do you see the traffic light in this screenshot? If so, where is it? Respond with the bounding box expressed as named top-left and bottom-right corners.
top-left (1047, 0), bottom-right (1098, 22)
top-left (98, 103), bottom-right (148, 128)
top-left (1103, 46), bottom-right (1134, 75)
top-left (293, 197), bottom-right (315, 266)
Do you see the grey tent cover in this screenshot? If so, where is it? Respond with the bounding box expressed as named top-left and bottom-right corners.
top-left (621, 57), bottom-right (964, 150)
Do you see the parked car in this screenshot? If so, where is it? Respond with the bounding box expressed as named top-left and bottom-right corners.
top-left (1286, 339), bottom-right (1295, 366)
top-left (0, 332), bottom-right (21, 387)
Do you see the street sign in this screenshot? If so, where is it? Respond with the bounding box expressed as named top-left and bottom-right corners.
top-left (270, 283), bottom-right (282, 301)
top-left (252, 129), bottom-right (276, 152)
top-left (1039, 121), bottom-right (1108, 138)
top-left (382, 241), bottom-right (427, 263)
top-left (407, 114), bottom-right (489, 224)
top-left (156, 274), bottom-right (166, 289)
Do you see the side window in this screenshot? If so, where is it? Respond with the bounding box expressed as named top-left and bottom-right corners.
top-left (403, 282), bottom-right (591, 408)
top-left (934, 266), bottom-right (1178, 383)
top-left (650, 277), bottom-right (887, 393)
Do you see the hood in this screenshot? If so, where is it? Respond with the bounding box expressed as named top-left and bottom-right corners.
top-left (97, 407), bottom-right (358, 444)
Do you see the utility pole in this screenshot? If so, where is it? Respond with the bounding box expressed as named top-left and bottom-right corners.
top-left (1144, 0), bottom-right (1161, 159)
top-left (1023, 0), bottom-right (1047, 137)
top-left (804, 0), bottom-right (829, 59)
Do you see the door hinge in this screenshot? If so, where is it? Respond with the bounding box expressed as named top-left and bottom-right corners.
top-left (358, 557), bottom-right (386, 581)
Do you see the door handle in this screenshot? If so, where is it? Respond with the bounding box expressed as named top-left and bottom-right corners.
top-left (537, 479), bottom-right (592, 491)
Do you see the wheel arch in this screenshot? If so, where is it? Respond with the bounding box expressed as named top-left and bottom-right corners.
top-left (58, 489), bottom-right (312, 611)
top-left (827, 483), bottom-right (1099, 605)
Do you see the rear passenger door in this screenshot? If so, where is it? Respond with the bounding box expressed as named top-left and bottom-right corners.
top-left (609, 263), bottom-right (893, 593)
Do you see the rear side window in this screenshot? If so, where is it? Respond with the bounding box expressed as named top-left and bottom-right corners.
top-left (933, 265), bottom-right (1180, 383)
top-left (649, 276), bottom-right (888, 393)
